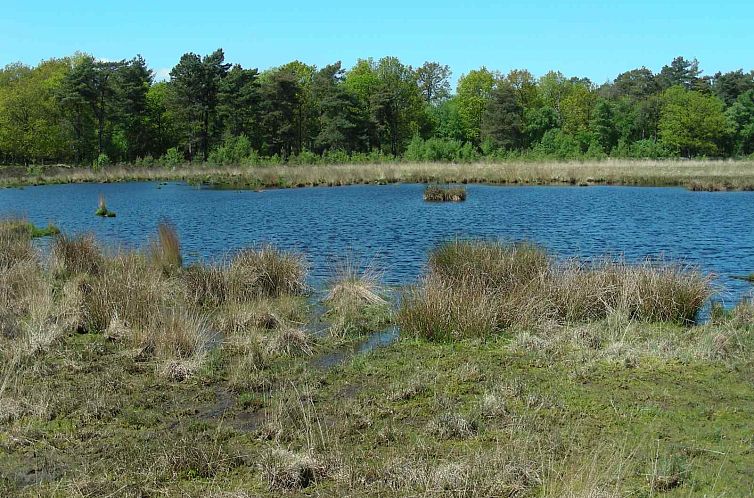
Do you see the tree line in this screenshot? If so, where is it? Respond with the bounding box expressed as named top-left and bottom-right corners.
top-left (1, 50), bottom-right (753, 166)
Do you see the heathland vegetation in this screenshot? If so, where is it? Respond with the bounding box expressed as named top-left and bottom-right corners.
top-left (2, 52), bottom-right (754, 170)
top-left (3, 220), bottom-right (754, 496)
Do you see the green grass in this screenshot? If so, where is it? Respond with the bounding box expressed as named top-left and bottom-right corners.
top-left (2, 320), bottom-right (754, 496)
top-left (2, 225), bottom-right (754, 496)
top-left (0, 218), bottom-right (60, 239)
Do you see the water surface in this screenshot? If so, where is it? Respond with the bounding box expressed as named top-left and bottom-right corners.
top-left (2, 182), bottom-right (752, 303)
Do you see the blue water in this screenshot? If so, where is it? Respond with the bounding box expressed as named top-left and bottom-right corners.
top-left (1, 182), bottom-right (753, 303)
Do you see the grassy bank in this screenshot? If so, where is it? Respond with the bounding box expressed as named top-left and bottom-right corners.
top-left (3, 159), bottom-right (754, 191)
top-left (2, 225), bottom-right (754, 496)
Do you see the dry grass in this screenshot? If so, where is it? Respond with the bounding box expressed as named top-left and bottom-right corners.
top-left (5, 159), bottom-right (754, 191)
top-left (399, 240), bottom-right (712, 340)
top-left (150, 221), bottom-right (183, 273)
top-left (225, 246), bottom-right (308, 301)
top-left (258, 447), bottom-right (327, 491)
top-left (0, 217), bottom-right (35, 270)
top-left (0, 222), bottom-right (309, 382)
top-left (326, 258), bottom-right (386, 310)
top-left (52, 233), bottom-right (103, 277)
top-left (324, 258), bottom-right (391, 337)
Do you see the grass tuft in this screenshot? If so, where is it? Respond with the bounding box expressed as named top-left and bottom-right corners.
top-left (324, 258), bottom-right (391, 337)
top-left (150, 221), bottom-right (183, 273)
top-left (226, 246), bottom-right (308, 301)
top-left (259, 447), bottom-right (326, 491)
top-left (423, 185), bottom-right (467, 202)
top-left (52, 234), bottom-right (103, 277)
top-left (399, 240), bottom-right (712, 340)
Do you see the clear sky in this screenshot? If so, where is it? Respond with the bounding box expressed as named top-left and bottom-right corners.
top-left (2, 0), bottom-right (753, 85)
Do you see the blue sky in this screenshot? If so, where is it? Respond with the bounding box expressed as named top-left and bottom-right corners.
top-left (3, 0), bottom-right (753, 86)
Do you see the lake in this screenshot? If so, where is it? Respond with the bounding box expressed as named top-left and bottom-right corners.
top-left (1, 182), bottom-right (752, 303)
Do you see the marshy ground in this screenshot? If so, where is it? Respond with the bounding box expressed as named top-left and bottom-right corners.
top-left (1, 222), bottom-right (753, 497)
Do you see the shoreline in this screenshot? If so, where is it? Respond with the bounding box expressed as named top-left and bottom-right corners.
top-left (3, 159), bottom-right (754, 191)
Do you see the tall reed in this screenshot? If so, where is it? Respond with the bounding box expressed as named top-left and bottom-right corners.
top-left (151, 221), bottom-right (182, 273)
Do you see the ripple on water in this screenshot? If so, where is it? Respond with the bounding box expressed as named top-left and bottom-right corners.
top-left (1, 182), bottom-right (753, 302)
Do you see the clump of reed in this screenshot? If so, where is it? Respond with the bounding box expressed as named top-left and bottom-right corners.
top-left (0, 218), bottom-right (35, 269)
top-left (150, 221), bottom-right (183, 273)
top-left (398, 240), bottom-right (712, 341)
top-left (52, 234), bottom-right (104, 277)
top-left (183, 246), bottom-right (307, 308)
top-left (224, 246), bottom-right (308, 300)
top-left (0, 219), bottom-right (67, 359)
top-left (95, 193), bottom-right (116, 217)
top-left (324, 258), bottom-right (391, 337)
top-left (41, 225), bottom-right (308, 376)
top-left (423, 185), bottom-right (467, 202)
top-left (0, 217), bottom-right (60, 239)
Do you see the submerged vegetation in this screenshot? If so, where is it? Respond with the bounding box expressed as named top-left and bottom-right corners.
top-left (2, 220), bottom-right (754, 496)
top-left (423, 185), bottom-right (467, 202)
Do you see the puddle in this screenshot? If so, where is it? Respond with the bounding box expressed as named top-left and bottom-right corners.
top-left (199, 386), bottom-right (234, 420)
top-left (311, 325), bottom-right (399, 369)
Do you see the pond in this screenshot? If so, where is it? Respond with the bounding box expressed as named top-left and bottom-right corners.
top-left (1, 182), bottom-right (752, 303)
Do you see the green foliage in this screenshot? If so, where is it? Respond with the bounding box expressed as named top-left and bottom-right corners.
top-left (405, 136), bottom-right (478, 162)
top-left (2, 53), bottom-right (754, 164)
top-left (93, 152), bottom-right (110, 170)
top-left (535, 129), bottom-right (582, 159)
top-left (659, 86), bottom-right (729, 157)
top-left (481, 82), bottom-right (524, 150)
top-left (161, 147), bottom-right (183, 166)
top-left (208, 135), bottom-right (254, 165)
top-left (456, 67), bottom-right (497, 144)
top-left (726, 90), bottom-right (754, 155)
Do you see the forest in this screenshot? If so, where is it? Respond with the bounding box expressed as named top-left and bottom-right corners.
top-left (1, 50), bottom-right (753, 166)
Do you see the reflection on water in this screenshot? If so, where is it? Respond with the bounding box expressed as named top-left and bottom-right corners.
top-left (2, 181), bottom-right (753, 303)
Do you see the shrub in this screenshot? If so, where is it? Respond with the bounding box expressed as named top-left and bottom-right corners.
top-left (161, 147), bottom-right (183, 167)
top-left (288, 149), bottom-right (319, 165)
top-left (93, 153), bottom-right (110, 170)
top-left (628, 139), bottom-right (674, 159)
top-left (405, 136), bottom-right (479, 163)
top-left (208, 135), bottom-right (254, 166)
top-left (535, 129), bottom-right (582, 159)
top-left (321, 149), bottom-right (351, 164)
